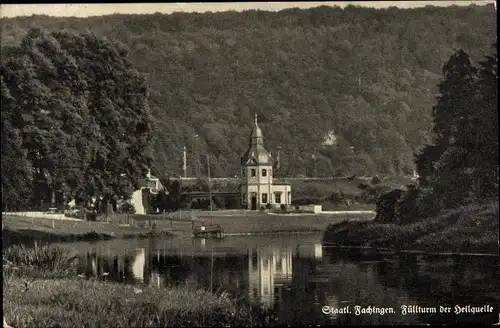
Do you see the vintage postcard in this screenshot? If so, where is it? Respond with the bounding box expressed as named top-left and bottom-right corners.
top-left (1, 2), bottom-right (498, 326)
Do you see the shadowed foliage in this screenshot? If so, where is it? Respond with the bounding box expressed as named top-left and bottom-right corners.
top-left (1, 4), bottom-right (496, 185)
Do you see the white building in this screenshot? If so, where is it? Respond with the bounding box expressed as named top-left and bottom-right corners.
top-left (130, 169), bottom-right (163, 215)
top-left (240, 114), bottom-right (292, 210)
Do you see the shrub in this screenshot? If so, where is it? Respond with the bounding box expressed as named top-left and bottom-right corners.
top-left (374, 188), bottom-right (404, 223)
top-left (415, 185), bottom-right (442, 218)
top-left (190, 199), bottom-right (214, 210)
top-left (395, 184), bottom-right (421, 224)
top-left (119, 203), bottom-right (135, 214)
top-left (280, 204), bottom-right (287, 211)
top-left (330, 191), bottom-right (344, 203)
top-left (265, 203), bottom-right (272, 210)
top-left (371, 175), bottom-right (382, 185)
top-left (213, 197), bottom-right (226, 209)
top-left (259, 206), bottom-right (266, 211)
top-left (357, 183), bottom-right (370, 190)
top-left (291, 197), bottom-right (319, 206)
top-left (224, 196), bottom-right (240, 209)
top-left (86, 211), bottom-right (98, 221)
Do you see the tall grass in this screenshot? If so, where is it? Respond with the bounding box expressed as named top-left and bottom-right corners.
top-left (3, 278), bottom-right (277, 328)
top-left (3, 243), bottom-right (277, 327)
top-left (3, 242), bottom-right (78, 279)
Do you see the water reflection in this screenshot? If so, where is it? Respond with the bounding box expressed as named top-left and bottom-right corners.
top-left (248, 246), bottom-right (293, 308)
top-left (70, 236), bottom-right (499, 325)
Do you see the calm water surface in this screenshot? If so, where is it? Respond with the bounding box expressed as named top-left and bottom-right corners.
top-left (60, 234), bottom-right (499, 325)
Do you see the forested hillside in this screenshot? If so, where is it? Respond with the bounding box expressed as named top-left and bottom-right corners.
top-left (1, 4), bottom-right (496, 179)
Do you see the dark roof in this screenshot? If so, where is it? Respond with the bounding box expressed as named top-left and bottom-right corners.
top-left (241, 115), bottom-right (274, 166)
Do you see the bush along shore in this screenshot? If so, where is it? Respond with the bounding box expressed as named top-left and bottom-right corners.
top-left (323, 201), bottom-right (499, 255)
top-left (3, 243), bottom-right (278, 328)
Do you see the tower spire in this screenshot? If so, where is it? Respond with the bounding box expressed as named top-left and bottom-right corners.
top-left (254, 113), bottom-right (258, 126)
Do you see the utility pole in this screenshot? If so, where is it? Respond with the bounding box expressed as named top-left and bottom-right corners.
top-left (207, 153), bottom-right (213, 224)
top-left (313, 147), bottom-right (317, 178)
top-left (195, 135), bottom-right (201, 178)
top-left (183, 146), bottom-right (187, 178)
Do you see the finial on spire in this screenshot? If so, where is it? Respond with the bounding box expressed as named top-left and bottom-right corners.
top-left (254, 113), bottom-right (258, 126)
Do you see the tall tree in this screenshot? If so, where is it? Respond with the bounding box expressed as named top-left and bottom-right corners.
top-left (1, 28), bottom-right (154, 210)
top-left (470, 44), bottom-right (498, 197)
top-left (1, 76), bottom-right (33, 210)
top-left (432, 49), bottom-right (477, 150)
top-left (415, 46), bottom-right (498, 207)
top-left (0, 5), bottom-right (496, 178)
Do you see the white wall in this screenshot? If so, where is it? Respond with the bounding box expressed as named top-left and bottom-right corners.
top-left (299, 205), bottom-right (323, 213)
top-left (131, 189), bottom-right (146, 215)
top-left (271, 185), bottom-right (292, 205)
top-left (243, 165), bottom-right (273, 184)
top-left (240, 163), bottom-right (292, 209)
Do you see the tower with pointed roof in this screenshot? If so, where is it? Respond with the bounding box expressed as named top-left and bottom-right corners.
top-left (240, 114), bottom-right (291, 210)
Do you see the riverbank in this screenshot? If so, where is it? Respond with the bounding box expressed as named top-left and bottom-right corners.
top-left (322, 201), bottom-right (499, 254)
top-left (2, 244), bottom-right (276, 328)
top-left (3, 211), bottom-right (374, 246)
top-left (198, 211), bottom-right (373, 235)
top-left (3, 278), bottom-right (275, 328)
top-left (2, 215), bottom-right (177, 246)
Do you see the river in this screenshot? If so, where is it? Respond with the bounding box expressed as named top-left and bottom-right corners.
top-left (58, 233), bottom-right (499, 325)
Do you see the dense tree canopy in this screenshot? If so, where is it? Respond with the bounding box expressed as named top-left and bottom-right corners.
top-left (0, 4), bottom-right (496, 182)
top-left (1, 29), bottom-right (153, 210)
top-left (375, 44), bottom-right (497, 225)
top-left (416, 44), bottom-right (498, 208)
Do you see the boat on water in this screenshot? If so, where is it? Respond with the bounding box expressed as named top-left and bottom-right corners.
top-left (192, 220), bottom-right (224, 238)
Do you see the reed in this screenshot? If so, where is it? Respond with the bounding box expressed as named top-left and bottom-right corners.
top-left (3, 242), bottom-right (78, 280)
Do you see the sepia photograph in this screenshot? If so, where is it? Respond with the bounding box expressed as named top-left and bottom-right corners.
top-left (1, 1), bottom-right (498, 327)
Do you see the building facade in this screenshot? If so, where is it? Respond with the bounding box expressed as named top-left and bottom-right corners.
top-left (240, 115), bottom-right (292, 210)
top-left (130, 169), bottom-right (163, 215)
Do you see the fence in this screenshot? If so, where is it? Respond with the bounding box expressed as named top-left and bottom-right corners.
top-left (3, 210), bottom-right (197, 234)
top-left (2, 211), bottom-right (105, 231)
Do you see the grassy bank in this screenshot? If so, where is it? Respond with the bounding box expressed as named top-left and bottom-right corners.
top-left (322, 202), bottom-right (499, 254)
top-left (2, 215), bottom-right (177, 246)
top-left (4, 211), bottom-right (374, 246)
top-left (3, 243), bottom-right (276, 328)
top-left (320, 202), bottom-right (376, 212)
top-left (165, 210), bottom-right (374, 235)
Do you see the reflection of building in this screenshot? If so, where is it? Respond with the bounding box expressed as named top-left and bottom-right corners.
top-left (150, 270), bottom-right (165, 288)
top-left (91, 254), bottom-right (97, 275)
top-left (325, 295), bottom-right (340, 321)
top-left (240, 115), bottom-right (292, 210)
top-left (131, 248), bottom-right (146, 283)
top-left (150, 249), bottom-right (167, 288)
top-left (248, 246), bottom-right (293, 308)
top-left (297, 244), bottom-right (323, 260)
